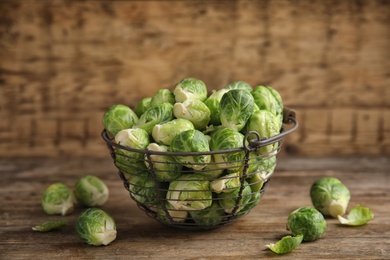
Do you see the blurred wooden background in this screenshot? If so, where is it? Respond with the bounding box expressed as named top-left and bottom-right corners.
top-left (0, 0), bottom-right (389, 158)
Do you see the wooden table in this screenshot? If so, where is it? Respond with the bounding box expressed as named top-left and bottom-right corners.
top-left (1, 157), bottom-right (389, 259)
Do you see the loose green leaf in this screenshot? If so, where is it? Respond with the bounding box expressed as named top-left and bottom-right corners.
top-left (266, 234), bottom-right (303, 254)
top-left (338, 205), bottom-right (374, 226)
top-left (32, 220), bottom-right (67, 232)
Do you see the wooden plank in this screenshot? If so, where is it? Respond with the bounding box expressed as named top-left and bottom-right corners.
top-left (0, 158), bottom-right (388, 259)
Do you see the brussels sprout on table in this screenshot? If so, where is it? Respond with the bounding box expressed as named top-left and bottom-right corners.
top-left (134, 102), bottom-right (173, 135)
top-left (102, 104), bottom-right (139, 137)
top-left (287, 206), bottom-right (327, 242)
top-left (209, 127), bottom-right (246, 173)
top-left (152, 118), bottom-right (194, 146)
top-left (170, 129), bottom-right (211, 171)
top-left (166, 174), bottom-right (212, 211)
top-left (76, 208), bottom-right (117, 246)
top-left (144, 143), bottom-right (182, 182)
top-left (220, 89), bottom-right (255, 132)
top-left (173, 77), bottom-right (208, 102)
top-left (173, 99), bottom-right (211, 130)
top-left (150, 89), bottom-right (175, 105)
top-left (204, 89), bottom-right (230, 126)
top-left (310, 177), bottom-right (350, 218)
top-left (74, 175), bottom-right (109, 207)
top-left (41, 183), bottom-right (75, 216)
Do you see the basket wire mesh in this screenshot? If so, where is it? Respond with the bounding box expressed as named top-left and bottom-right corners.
top-left (102, 108), bottom-right (298, 230)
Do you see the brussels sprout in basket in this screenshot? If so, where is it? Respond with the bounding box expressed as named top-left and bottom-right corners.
top-left (101, 77), bottom-right (298, 230)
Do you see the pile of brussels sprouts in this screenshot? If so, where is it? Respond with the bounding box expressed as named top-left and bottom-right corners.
top-left (102, 77), bottom-right (284, 228)
top-left (34, 176), bottom-right (117, 246)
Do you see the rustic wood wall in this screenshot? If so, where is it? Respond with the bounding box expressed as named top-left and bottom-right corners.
top-left (1, 0), bottom-right (389, 158)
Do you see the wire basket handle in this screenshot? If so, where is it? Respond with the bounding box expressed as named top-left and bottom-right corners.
top-left (244, 107), bottom-right (298, 151)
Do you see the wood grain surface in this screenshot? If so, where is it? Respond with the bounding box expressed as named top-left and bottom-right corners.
top-left (0, 157), bottom-right (389, 259)
top-left (0, 0), bottom-right (389, 157)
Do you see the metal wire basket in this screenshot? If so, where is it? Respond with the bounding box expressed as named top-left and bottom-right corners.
top-left (102, 107), bottom-right (298, 230)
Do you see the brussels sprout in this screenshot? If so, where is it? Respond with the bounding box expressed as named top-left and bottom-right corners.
top-left (150, 89), bottom-right (175, 105)
top-left (156, 202), bottom-right (189, 224)
top-left (251, 85), bottom-right (283, 129)
top-left (134, 97), bottom-right (151, 117)
top-left (338, 205), bottom-right (374, 226)
top-left (245, 110), bottom-right (280, 155)
top-left (173, 77), bottom-right (208, 102)
top-left (41, 183), bottom-right (75, 216)
top-left (210, 172), bottom-right (240, 193)
top-left (166, 174), bottom-right (212, 211)
top-left (287, 206), bottom-right (327, 242)
top-left (209, 128), bottom-right (246, 173)
top-left (114, 128), bottom-right (150, 176)
top-left (145, 143), bottom-right (182, 182)
top-left (170, 130), bottom-right (211, 171)
top-left (127, 173), bottom-right (162, 205)
top-left (204, 89), bottom-right (230, 126)
top-left (134, 102), bottom-right (173, 135)
top-left (76, 208), bottom-right (117, 246)
top-left (217, 181), bottom-right (252, 214)
top-left (102, 104), bottom-right (139, 137)
top-left (173, 99), bottom-right (211, 130)
top-left (310, 177), bottom-right (351, 218)
top-left (247, 156), bottom-right (277, 192)
top-left (74, 175), bottom-right (109, 207)
top-left (220, 89), bottom-right (254, 131)
top-left (32, 220), bottom-right (67, 232)
top-left (152, 119), bottom-right (194, 146)
top-left (224, 81), bottom-right (252, 92)
top-left (190, 201), bottom-right (225, 228)
top-left (194, 157), bottom-right (225, 179)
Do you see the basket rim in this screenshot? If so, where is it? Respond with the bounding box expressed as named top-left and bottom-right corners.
top-left (101, 107), bottom-right (298, 156)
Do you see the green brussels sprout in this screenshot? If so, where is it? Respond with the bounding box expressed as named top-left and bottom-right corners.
top-left (224, 81), bottom-right (252, 92)
top-left (217, 181), bottom-right (252, 214)
top-left (150, 89), bottom-right (175, 105)
top-left (173, 77), bottom-right (208, 102)
top-left (204, 89), bottom-right (230, 126)
top-left (220, 89), bottom-right (255, 131)
top-left (134, 102), bottom-right (174, 135)
top-left (127, 173), bottom-right (162, 205)
top-left (76, 208), bottom-right (117, 246)
top-left (190, 201), bottom-right (225, 228)
top-left (287, 206), bottom-right (327, 242)
top-left (251, 85), bottom-right (283, 129)
top-left (194, 157), bottom-right (225, 179)
top-left (156, 202), bottom-right (188, 224)
top-left (134, 97), bottom-right (152, 117)
top-left (170, 130), bottom-right (211, 171)
top-left (41, 183), bottom-right (75, 216)
top-left (209, 128), bottom-right (246, 173)
top-left (114, 128), bottom-right (150, 176)
top-left (310, 177), bottom-right (350, 218)
top-left (166, 174), bottom-right (212, 211)
top-left (102, 104), bottom-right (139, 137)
top-left (145, 143), bottom-right (182, 182)
top-left (152, 119), bottom-right (194, 146)
top-left (173, 99), bottom-right (211, 130)
top-left (246, 156), bottom-right (277, 192)
top-left (74, 175), bottom-right (109, 207)
top-left (210, 172), bottom-right (241, 193)
top-left (245, 110), bottom-right (280, 155)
